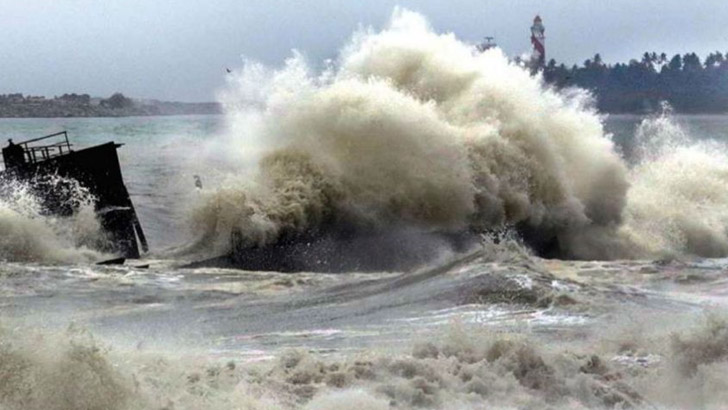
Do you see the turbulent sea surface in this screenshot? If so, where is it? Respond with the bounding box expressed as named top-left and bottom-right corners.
top-left (4, 10), bottom-right (728, 410)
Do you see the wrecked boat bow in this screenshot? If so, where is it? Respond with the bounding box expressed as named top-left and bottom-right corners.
top-left (1, 131), bottom-right (148, 258)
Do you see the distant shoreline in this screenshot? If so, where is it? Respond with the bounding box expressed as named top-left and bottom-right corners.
top-left (0, 93), bottom-right (222, 118)
top-left (3, 89), bottom-right (727, 118)
top-left (543, 51), bottom-right (728, 114)
top-left (0, 112), bottom-right (223, 119)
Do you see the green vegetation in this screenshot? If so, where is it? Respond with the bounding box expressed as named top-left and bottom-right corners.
top-left (543, 51), bottom-right (728, 113)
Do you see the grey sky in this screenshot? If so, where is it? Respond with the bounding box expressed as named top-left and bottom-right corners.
top-left (1, 0), bottom-right (726, 102)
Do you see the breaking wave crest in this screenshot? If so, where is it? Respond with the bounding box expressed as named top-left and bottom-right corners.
top-left (0, 176), bottom-right (106, 263)
top-left (181, 8), bottom-right (728, 263)
top-left (619, 112), bottom-right (728, 258)
top-left (183, 9), bottom-right (630, 261)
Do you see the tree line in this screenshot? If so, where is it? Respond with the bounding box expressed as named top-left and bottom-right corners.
top-left (0, 92), bottom-right (220, 117)
top-left (542, 51), bottom-right (728, 113)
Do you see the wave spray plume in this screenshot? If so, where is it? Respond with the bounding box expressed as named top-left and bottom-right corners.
top-left (184, 8), bottom-right (728, 266)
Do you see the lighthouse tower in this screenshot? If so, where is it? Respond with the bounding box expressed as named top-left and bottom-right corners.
top-left (530, 15), bottom-right (546, 67)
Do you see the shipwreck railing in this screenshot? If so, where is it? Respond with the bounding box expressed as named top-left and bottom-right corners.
top-left (17, 131), bottom-right (73, 164)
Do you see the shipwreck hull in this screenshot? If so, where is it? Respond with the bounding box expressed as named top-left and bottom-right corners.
top-left (41, 142), bottom-right (146, 257)
top-left (1, 134), bottom-right (147, 258)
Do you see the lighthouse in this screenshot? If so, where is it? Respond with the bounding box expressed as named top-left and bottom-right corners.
top-left (530, 15), bottom-right (545, 67)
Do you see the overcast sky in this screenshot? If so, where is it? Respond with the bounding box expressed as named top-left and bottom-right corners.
top-left (1, 0), bottom-right (726, 102)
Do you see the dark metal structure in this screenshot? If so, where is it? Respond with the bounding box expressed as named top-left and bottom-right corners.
top-left (184, 224), bottom-right (477, 273)
top-left (1, 132), bottom-right (147, 258)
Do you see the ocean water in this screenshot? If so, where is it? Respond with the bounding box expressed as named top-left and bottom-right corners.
top-left (3, 113), bottom-right (728, 251)
top-left (3, 9), bottom-right (728, 410)
top-left (0, 114), bottom-right (222, 249)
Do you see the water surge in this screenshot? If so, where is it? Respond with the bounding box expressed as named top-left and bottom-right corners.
top-left (0, 176), bottom-right (105, 263)
top-left (185, 9), bottom-right (631, 262)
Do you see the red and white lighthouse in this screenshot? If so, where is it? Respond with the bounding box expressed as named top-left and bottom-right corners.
top-left (530, 15), bottom-right (545, 67)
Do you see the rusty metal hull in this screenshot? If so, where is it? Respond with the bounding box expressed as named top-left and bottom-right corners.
top-left (1, 142), bottom-right (147, 258)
